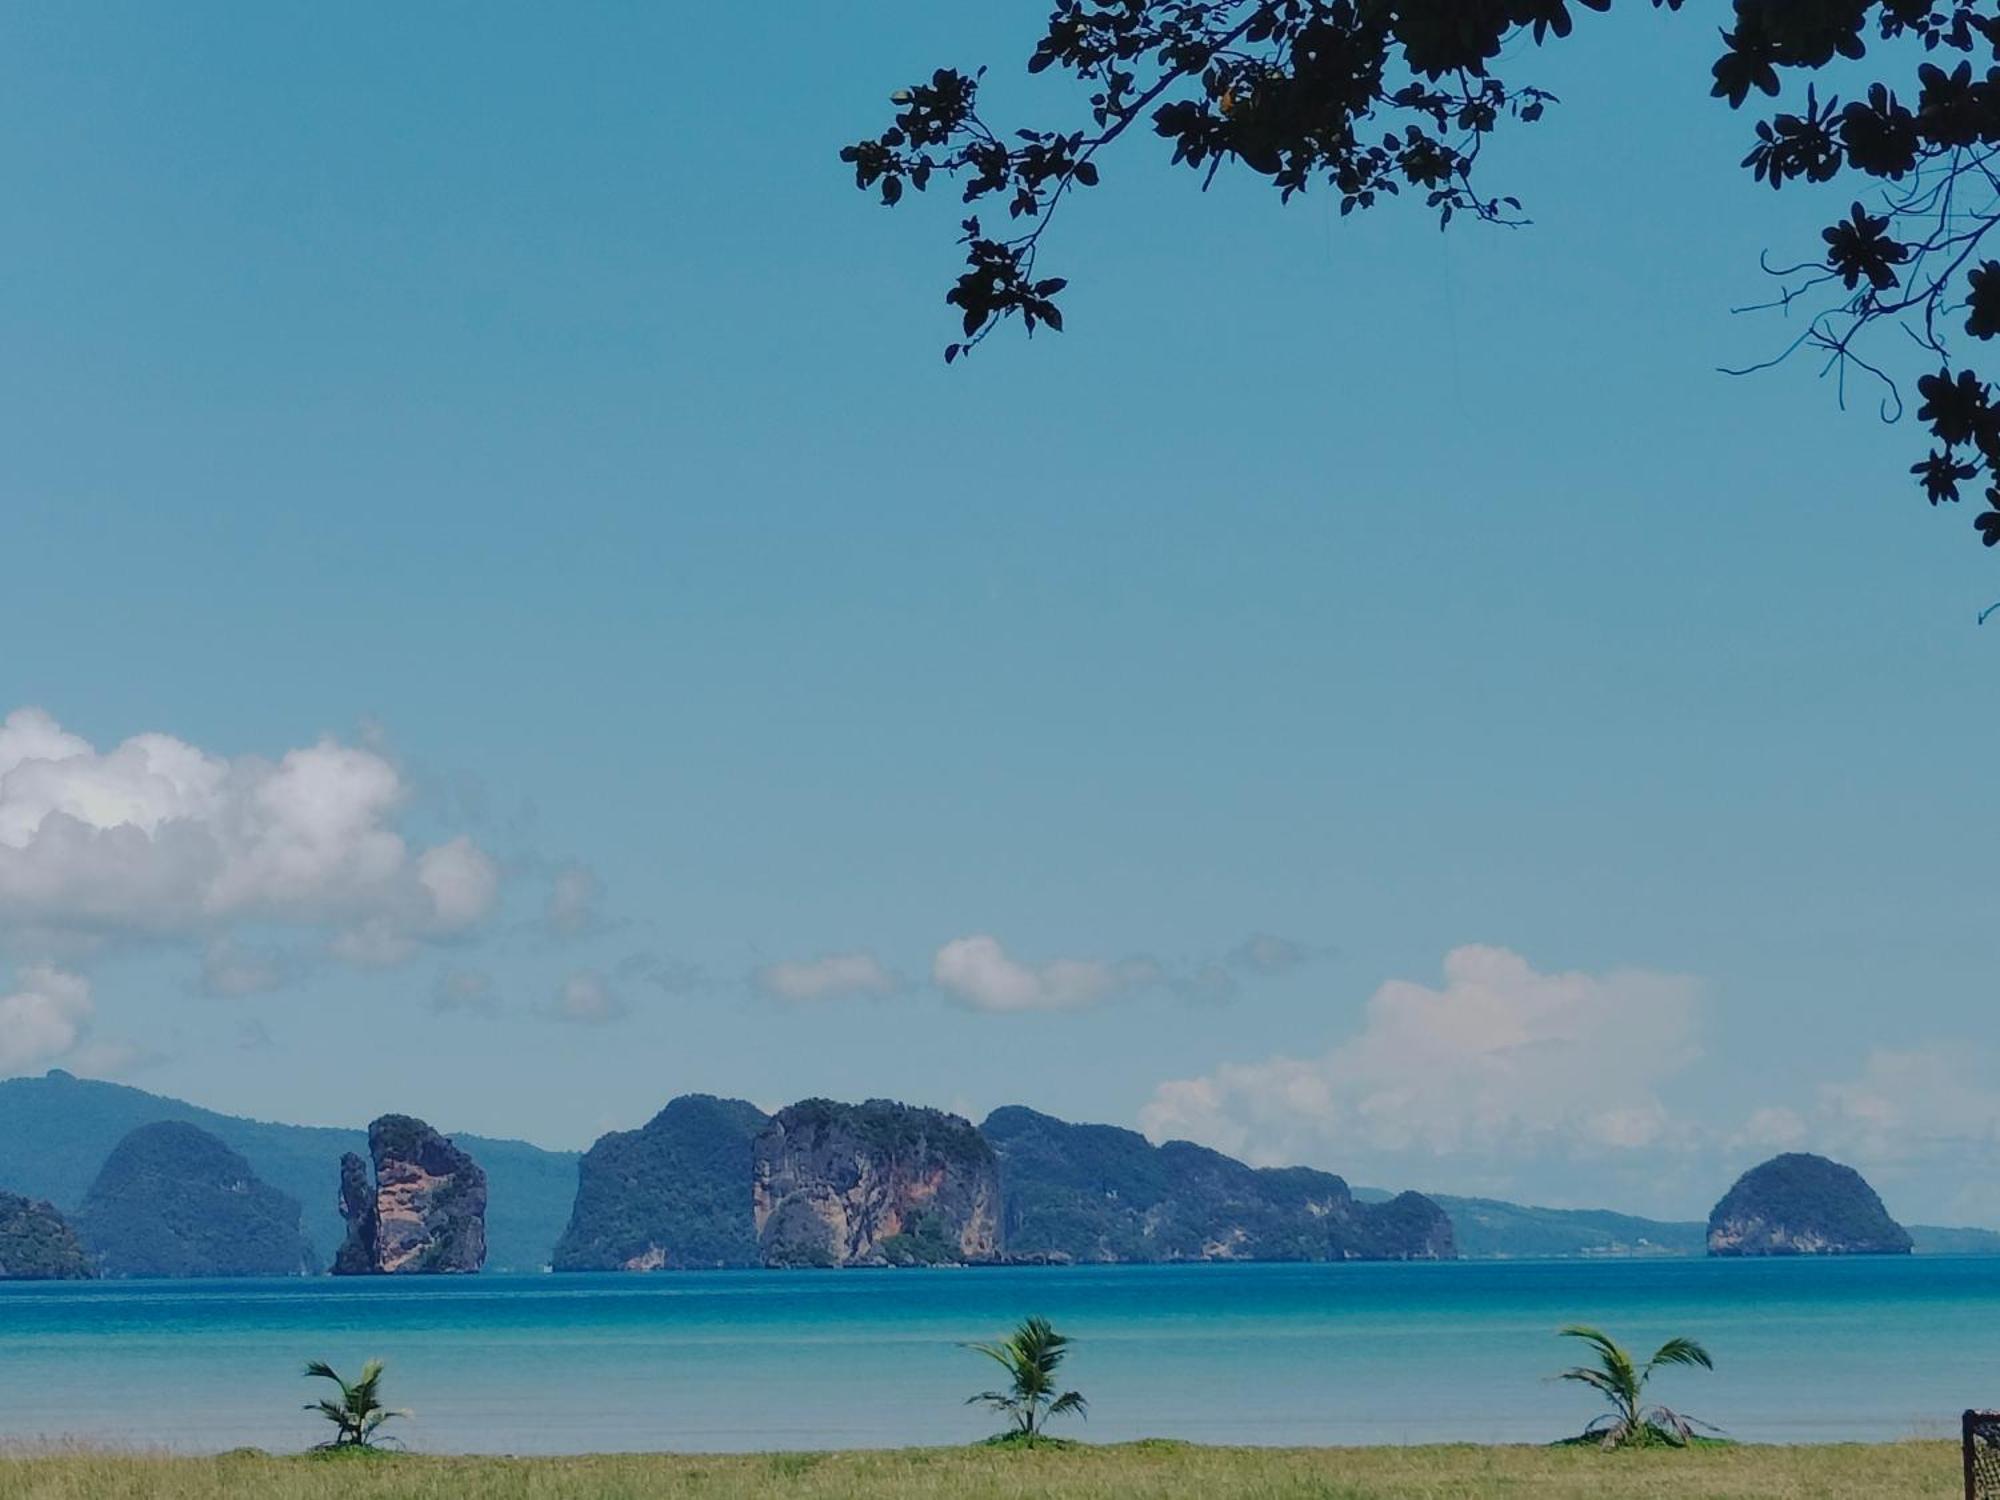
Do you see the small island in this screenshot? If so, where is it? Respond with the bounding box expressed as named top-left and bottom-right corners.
top-left (334, 1115), bottom-right (487, 1275)
top-left (0, 1190), bottom-right (91, 1280)
top-left (1707, 1152), bottom-right (1913, 1257)
top-left (72, 1121), bottom-right (315, 1278)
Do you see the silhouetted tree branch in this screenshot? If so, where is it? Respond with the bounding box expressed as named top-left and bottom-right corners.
top-left (844, 1), bottom-right (2000, 552)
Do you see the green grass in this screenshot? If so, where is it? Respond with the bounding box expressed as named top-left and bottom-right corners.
top-left (0, 1440), bottom-right (1962, 1499)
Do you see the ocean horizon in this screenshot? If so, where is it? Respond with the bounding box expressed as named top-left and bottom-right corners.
top-left (1, 1257), bottom-right (1991, 1455)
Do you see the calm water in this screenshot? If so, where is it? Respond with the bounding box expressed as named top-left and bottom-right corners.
top-left (1, 1258), bottom-right (1995, 1453)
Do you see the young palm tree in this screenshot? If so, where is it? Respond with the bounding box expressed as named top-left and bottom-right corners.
top-left (302, 1358), bottom-right (407, 1450)
top-left (965, 1316), bottom-right (1087, 1444)
top-left (1556, 1324), bottom-right (1715, 1449)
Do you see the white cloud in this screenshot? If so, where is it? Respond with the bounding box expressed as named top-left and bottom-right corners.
top-left (932, 934), bottom-right (1160, 1013)
top-left (1139, 945), bottom-right (1702, 1168)
top-left (543, 970), bottom-right (627, 1026)
top-left (1812, 1045), bottom-right (2000, 1165)
top-left (754, 951), bottom-right (900, 1003)
top-left (1722, 1045), bottom-right (2000, 1228)
top-left (545, 864), bottom-right (603, 937)
top-left (418, 837), bottom-right (500, 930)
top-left (0, 707), bottom-right (499, 963)
top-left (0, 964), bottom-right (95, 1075)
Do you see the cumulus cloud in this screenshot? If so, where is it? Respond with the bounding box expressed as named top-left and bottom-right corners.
top-left (545, 863), bottom-right (604, 937)
top-left (1720, 1046), bottom-right (2000, 1227)
top-left (0, 707), bottom-right (500, 962)
top-left (1808, 1045), bottom-right (2000, 1165)
top-left (754, 951), bottom-right (900, 1003)
top-left (932, 934), bottom-right (1161, 1014)
top-left (1139, 945), bottom-right (1702, 1168)
top-left (543, 971), bottom-right (627, 1025)
top-left (0, 964), bottom-right (96, 1075)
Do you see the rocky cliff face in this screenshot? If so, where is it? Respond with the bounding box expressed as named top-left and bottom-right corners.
top-left (0, 1190), bottom-right (91, 1279)
top-left (753, 1099), bottom-right (1001, 1266)
top-left (333, 1114), bottom-right (487, 1274)
top-left (1707, 1152), bottom-right (1912, 1257)
top-left (552, 1095), bottom-right (771, 1270)
top-left (982, 1106), bottom-right (1455, 1262)
top-left (71, 1121), bottom-right (315, 1278)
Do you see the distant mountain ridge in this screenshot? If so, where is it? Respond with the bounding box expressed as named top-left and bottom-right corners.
top-left (6, 1070), bottom-right (1999, 1268)
top-left (0, 1071), bottom-right (575, 1271)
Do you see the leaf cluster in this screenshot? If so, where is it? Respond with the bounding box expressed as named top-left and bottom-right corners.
top-left (303, 1359), bottom-right (407, 1451)
top-left (1556, 1324), bottom-right (1716, 1450)
top-left (847, 0), bottom-right (2000, 558)
top-left (841, 1), bottom-right (1687, 358)
top-left (965, 1316), bottom-right (1089, 1442)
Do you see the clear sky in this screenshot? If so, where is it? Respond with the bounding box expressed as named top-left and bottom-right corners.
top-left (2, 4), bottom-right (1996, 1226)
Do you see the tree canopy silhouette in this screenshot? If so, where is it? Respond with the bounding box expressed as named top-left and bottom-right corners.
top-left (844, 1), bottom-right (2000, 550)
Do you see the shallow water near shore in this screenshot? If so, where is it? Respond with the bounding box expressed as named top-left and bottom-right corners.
top-left (0, 1257), bottom-right (1993, 1454)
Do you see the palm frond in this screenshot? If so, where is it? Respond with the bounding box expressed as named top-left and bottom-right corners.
top-left (1646, 1337), bottom-right (1713, 1373)
top-left (1048, 1390), bottom-right (1088, 1419)
top-left (1556, 1367), bottom-right (1620, 1397)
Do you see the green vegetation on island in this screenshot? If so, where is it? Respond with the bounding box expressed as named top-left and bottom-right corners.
top-left (1707, 1154), bottom-right (1913, 1257)
top-left (72, 1122), bottom-right (315, 1278)
top-left (0, 1190), bottom-right (91, 1280)
top-left (552, 1096), bottom-right (769, 1271)
top-left (0, 1071), bottom-right (573, 1271)
top-left (11, 1073), bottom-right (2000, 1273)
top-left (984, 1106), bottom-right (1453, 1262)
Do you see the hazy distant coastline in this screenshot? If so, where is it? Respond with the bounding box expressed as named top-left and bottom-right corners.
top-left (3, 1069), bottom-right (1995, 1276)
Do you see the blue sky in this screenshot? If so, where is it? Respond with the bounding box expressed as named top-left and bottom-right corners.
top-left (2, 4), bottom-right (1997, 1224)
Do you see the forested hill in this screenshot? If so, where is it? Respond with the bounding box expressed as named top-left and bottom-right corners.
top-left (7, 1070), bottom-right (1997, 1268)
top-left (0, 1071), bottom-right (575, 1271)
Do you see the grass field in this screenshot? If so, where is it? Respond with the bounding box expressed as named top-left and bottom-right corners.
top-left (0, 1441), bottom-right (1964, 1499)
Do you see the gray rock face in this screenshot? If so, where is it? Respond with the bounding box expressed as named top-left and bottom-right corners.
top-left (1707, 1152), bottom-right (1912, 1257)
top-left (753, 1099), bottom-right (1000, 1266)
top-left (333, 1115), bottom-right (487, 1274)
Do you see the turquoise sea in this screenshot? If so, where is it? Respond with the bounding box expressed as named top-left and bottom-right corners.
top-left (1, 1258), bottom-right (1994, 1454)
